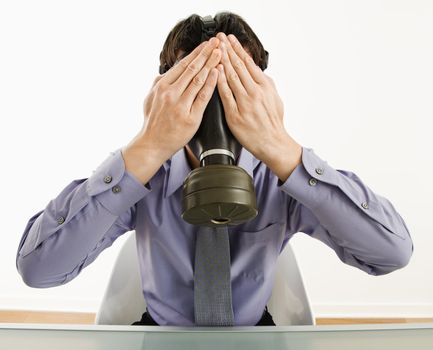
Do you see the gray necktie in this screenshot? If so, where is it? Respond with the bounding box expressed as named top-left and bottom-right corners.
top-left (194, 225), bottom-right (234, 326)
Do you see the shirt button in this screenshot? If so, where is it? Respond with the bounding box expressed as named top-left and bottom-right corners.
top-left (309, 178), bottom-right (318, 186)
top-left (112, 185), bottom-right (121, 193)
top-left (315, 167), bottom-right (324, 175)
top-left (57, 216), bottom-right (65, 225)
top-left (103, 175), bottom-right (113, 184)
top-left (361, 202), bottom-right (369, 209)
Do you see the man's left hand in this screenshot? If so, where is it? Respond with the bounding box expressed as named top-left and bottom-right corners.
top-left (216, 32), bottom-right (302, 182)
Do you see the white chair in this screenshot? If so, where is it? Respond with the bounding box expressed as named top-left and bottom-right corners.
top-left (95, 233), bottom-right (315, 326)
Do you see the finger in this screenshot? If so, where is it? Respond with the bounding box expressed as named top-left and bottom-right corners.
top-left (219, 34), bottom-right (257, 93)
top-left (144, 93), bottom-right (153, 116)
top-left (190, 68), bottom-right (219, 118)
top-left (162, 41), bottom-right (207, 84)
top-left (227, 34), bottom-right (265, 84)
top-left (181, 48), bottom-right (222, 107)
top-left (152, 74), bottom-right (164, 87)
top-left (219, 40), bottom-right (247, 97)
top-left (144, 76), bottom-right (162, 116)
top-left (216, 64), bottom-right (238, 116)
top-left (174, 37), bottom-right (220, 93)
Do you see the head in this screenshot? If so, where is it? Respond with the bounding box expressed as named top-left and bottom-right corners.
top-left (159, 12), bottom-right (268, 73)
top-left (158, 13), bottom-right (268, 170)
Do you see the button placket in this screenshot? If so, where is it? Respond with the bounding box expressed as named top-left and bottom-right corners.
top-left (57, 216), bottom-right (65, 225)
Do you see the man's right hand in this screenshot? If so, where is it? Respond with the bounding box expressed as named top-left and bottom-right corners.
top-left (122, 37), bottom-right (221, 185)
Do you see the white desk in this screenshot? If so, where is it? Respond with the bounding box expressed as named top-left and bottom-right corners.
top-left (1, 323), bottom-right (433, 350)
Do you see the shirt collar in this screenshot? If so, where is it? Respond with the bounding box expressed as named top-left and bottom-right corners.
top-left (163, 147), bottom-right (259, 198)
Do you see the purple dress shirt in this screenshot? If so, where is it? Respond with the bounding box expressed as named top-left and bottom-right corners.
top-left (16, 146), bottom-right (414, 326)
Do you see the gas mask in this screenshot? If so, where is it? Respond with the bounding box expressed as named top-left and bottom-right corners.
top-left (159, 15), bottom-right (269, 227)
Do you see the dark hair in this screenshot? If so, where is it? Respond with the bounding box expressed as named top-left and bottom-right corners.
top-left (159, 12), bottom-right (268, 73)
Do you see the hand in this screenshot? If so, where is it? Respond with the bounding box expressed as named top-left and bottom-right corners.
top-left (216, 33), bottom-right (302, 182)
top-left (140, 37), bottom-right (222, 162)
top-left (122, 38), bottom-right (222, 184)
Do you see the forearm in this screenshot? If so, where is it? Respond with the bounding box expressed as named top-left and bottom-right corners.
top-left (17, 149), bottom-right (151, 287)
top-left (279, 147), bottom-right (413, 275)
top-left (17, 198), bottom-right (123, 287)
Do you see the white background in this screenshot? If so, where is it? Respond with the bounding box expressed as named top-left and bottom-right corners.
top-left (1, 0), bottom-right (432, 318)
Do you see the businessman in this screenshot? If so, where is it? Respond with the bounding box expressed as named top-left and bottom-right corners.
top-left (16, 12), bottom-right (413, 326)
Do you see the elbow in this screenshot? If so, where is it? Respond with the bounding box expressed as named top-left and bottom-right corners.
top-left (386, 226), bottom-right (414, 272)
top-left (17, 254), bottom-right (65, 288)
top-left (17, 256), bottom-right (45, 288)
top-left (370, 235), bottom-right (414, 276)
top-left (17, 265), bottom-right (43, 288)
top-left (19, 273), bottom-right (47, 289)
top-left (389, 237), bottom-right (414, 271)
top-left (381, 211), bottom-right (414, 273)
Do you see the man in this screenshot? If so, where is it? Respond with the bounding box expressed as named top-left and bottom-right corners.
top-left (16, 12), bottom-right (413, 326)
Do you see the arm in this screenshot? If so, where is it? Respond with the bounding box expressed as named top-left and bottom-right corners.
top-left (278, 146), bottom-right (413, 275)
top-left (215, 32), bottom-right (413, 275)
top-left (17, 38), bottom-right (223, 288)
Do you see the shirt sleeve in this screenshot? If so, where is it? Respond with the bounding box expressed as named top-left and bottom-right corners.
top-left (278, 146), bottom-right (414, 276)
top-left (16, 148), bottom-right (152, 288)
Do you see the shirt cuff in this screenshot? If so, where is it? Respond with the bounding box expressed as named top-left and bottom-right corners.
top-left (277, 147), bottom-right (333, 211)
top-left (86, 148), bottom-right (152, 216)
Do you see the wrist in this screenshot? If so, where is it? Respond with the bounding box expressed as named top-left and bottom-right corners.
top-left (262, 133), bottom-right (302, 183)
top-left (127, 130), bottom-right (172, 164)
top-left (121, 135), bottom-right (167, 185)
